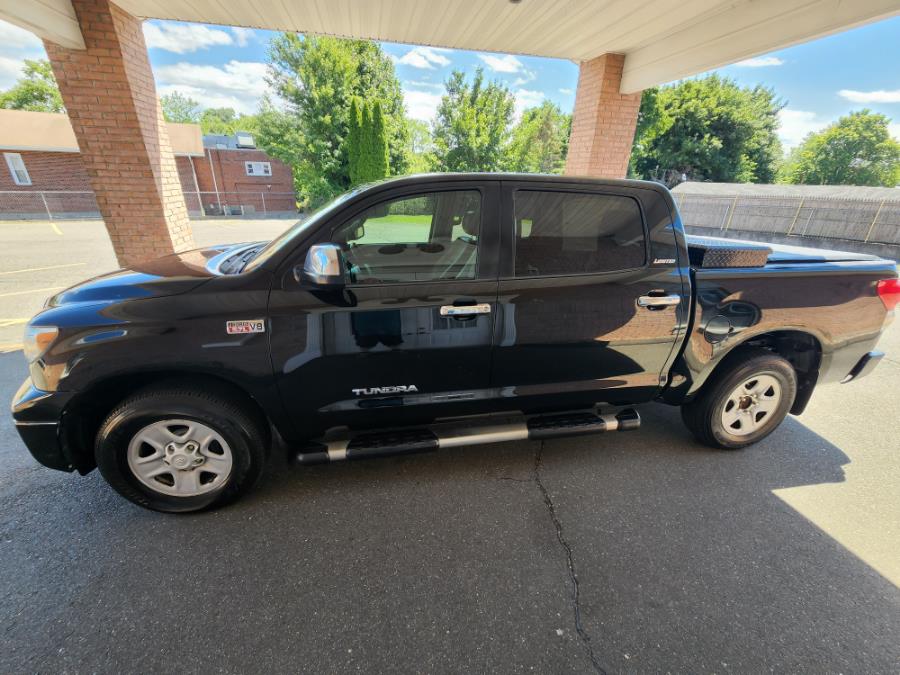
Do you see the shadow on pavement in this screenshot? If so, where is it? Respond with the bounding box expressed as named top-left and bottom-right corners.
top-left (1, 350), bottom-right (897, 672)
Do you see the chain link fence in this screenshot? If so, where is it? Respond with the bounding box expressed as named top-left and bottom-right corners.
top-left (675, 193), bottom-right (900, 246)
top-left (0, 190), bottom-right (298, 220)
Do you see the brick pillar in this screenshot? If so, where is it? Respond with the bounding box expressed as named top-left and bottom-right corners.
top-left (565, 53), bottom-right (641, 179)
top-left (44, 0), bottom-right (193, 267)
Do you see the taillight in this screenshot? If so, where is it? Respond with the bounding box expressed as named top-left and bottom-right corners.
top-left (877, 278), bottom-right (900, 311)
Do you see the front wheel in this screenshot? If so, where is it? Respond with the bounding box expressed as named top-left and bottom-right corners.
top-left (95, 385), bottom-right (267, 512)
top-left (681, 350), bottom-right (797, 450)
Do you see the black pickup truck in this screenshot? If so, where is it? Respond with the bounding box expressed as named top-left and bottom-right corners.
top-left (12, 174), bottom-right (899, 512)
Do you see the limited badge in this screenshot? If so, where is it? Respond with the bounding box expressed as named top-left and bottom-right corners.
top-left (226, 319), bottom-right (265, 334)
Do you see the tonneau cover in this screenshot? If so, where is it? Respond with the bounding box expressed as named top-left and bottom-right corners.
top-left (686, 234), bottom-right (886, 268)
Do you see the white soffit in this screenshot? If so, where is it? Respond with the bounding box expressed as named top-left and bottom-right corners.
top-left (0, 0), bottom-right (85, 49)
top-left (4, 0), bottom-right (899, 91)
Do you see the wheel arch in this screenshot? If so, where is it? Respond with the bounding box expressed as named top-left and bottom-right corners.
top-left (686, 329), bottom-right (823, 416)
top-left (62, 370), bottom-right (278, 474)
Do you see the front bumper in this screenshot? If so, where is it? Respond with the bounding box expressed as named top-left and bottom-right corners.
top-left (841, 351), bottom-right (884, 384)
top-left (11, 378), bottom-right (76, 472)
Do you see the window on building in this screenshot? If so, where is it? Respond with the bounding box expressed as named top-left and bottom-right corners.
top-left (4, 153), bottom-right (31, 186)
top-left (513, 190), bottom-right (645, 277)
top-left (245, 161), bottom-right (272, 177)
top-left (235, 133), bottom-right (256, 148)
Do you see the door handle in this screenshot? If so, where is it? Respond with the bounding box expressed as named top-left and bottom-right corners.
top-left (440, 303), bottom-right (491, 317)
top-left (637, 294), bottom-right (681, 308)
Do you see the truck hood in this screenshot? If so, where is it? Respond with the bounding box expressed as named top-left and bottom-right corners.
top-left (47, 244), bottom-right (234, 307)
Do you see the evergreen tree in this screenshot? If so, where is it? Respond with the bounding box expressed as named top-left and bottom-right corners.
top-left (347, 96), bottom-right (363, 184)
top-left (370, 100), bottom-right (390, 180)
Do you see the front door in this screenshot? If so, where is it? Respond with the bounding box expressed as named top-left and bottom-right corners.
top-left (269, 182), bottom-right (501, 437)
top-left (491, 181), bottom-right (685, 410)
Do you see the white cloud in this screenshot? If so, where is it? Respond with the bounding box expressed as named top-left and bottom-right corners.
top-left (404, 89), bottom-right (443, 122)
top-left (734, 56), bottom-right (784, 68)
top-left (0, 21), bottom-right (43, 50)
top-left (478, 53), bottom-right (524, 73)
top-left (231, 27), bottom-right (254, 47)
top-left (143, 21), bottom-right (235, 54)
top-left (513, 70), bottom-right (537, 86)
top-left (838, 88), bottom-right (900, 103)
top-left (514, 88), bottom-right (545, 120)
top-left (778, 109), bottom-right (828, 147)
top-left (154, 60), bottom-right (269, 114)
top-left (0, 20), bottom-right (45, 89)
top-left (559, 88), bottom-right (573, 95)
top-left (394, 46), bottom-right (451, 70)
top-left (0, 56), bottom-right (25, 89)
top-left (405, 80), bottom-right (444, 90)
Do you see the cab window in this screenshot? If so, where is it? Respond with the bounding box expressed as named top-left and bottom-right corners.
top-left (332, 190), bottom-right (481, 284)
top-left (513, 190), bottom-right (645, 277)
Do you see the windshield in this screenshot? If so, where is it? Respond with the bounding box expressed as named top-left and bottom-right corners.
top-left (242, 187), bottom-right (362, 272)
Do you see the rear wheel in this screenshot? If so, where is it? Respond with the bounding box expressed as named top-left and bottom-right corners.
top-left (681, 350), bottom-right (797, 449)
top-left (95, 384), bottom-right (267, 512)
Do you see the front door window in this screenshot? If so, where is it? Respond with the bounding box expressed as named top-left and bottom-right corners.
top-left (331, 190), bottom-right (482, 284)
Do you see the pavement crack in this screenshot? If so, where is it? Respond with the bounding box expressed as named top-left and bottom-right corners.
top-left (532, 442), bottom-right (607, 675)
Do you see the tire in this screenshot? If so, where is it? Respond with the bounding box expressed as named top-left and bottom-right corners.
top-left (681, 349), bottom-right (797, 450)
top-left (95, 384), bottom-right (267, 513)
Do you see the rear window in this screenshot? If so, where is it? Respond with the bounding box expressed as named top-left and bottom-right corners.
top-left (513, 190), bottom-right (645, 277)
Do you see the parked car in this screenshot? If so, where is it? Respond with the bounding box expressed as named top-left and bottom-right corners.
top-left (12, 174), bottom-right (899, 512)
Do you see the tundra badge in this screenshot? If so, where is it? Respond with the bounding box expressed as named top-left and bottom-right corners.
top-left (352, 385), bottom-right (419, 396)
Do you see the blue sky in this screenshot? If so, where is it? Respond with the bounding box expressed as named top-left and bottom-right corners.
top-left (1, 14), bottom-right (898, 148)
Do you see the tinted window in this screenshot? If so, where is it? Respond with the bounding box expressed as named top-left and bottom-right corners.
top-left (332, 190), bottom-right (481, 284)
top-left (513, 191), bottom-right (645, 276)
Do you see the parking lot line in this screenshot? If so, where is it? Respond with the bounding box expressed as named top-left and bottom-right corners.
top-left (0, 287), bottom-right (63, 299)
top-left (0, 262), bottom-right (86, 277)
top-left (49, 222), bottom-right (63, 236)
top-left (0, 318), bottom-right (27, 328)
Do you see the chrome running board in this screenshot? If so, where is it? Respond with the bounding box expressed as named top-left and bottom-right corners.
top-left (294, 408), bottom-right (640, 465)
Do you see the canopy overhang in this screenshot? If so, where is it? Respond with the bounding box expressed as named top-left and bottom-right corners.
top-left (4, 0), bottom-right (899, 92)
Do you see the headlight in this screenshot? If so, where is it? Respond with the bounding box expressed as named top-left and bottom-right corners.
top-left (23, 325), bottom-right (59, 363)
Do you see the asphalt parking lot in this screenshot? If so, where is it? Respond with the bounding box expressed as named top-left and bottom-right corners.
top-left (1, 218), bottom-right (898, 672)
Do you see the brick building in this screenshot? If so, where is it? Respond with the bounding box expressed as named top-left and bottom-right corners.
top-left (181, 132), bottom-right (296, 217)
top-left (0, 109), bottom-right (295, 220)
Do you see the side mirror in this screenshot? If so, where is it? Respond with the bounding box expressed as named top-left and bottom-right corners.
top-left (296, 243), bottom-right (345, 288)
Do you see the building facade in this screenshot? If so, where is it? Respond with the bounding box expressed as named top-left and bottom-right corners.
top-left (0, 109), bottom-right (295, 219)
top-left (178, 132), bottom-right (296, 217)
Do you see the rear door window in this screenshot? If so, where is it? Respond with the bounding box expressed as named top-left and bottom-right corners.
top-left (513, 190), bottom-right (645, 277)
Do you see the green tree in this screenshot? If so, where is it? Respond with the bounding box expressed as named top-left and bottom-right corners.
top-left (779, 110), bottom-right (900, 186)
top-left (627, 87), bottom-right (671, 178)
top-left (253, 98), bottom-right (308, 198)
top-left (266, 33), bottom-right (409, 204)
top-left (0, 59), bottom-right (64, 113)
top-left (430, 69), bottom-right (514, 172)
top-left (404, 118), bottom-right (433, 174)
top-left (347, 97), bottom-right (363, 184)
top-left (369, 100), bottom-right (389, 180)
top-left (196, 106), bottom-right (259, 136)
top-left (200, 108), bottom-right (237, 134)
top-left (503, 100), bottom-right (570, 174)
top-left (160, 91), bottom-right (200, 123)
top-left (630, 74), bottom-right (783, 185)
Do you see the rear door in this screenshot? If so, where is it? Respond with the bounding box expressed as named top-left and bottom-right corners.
top-left (268, 180), bottom-right (501, 435)
top-left (491, 181), bottom-right (685, 409)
